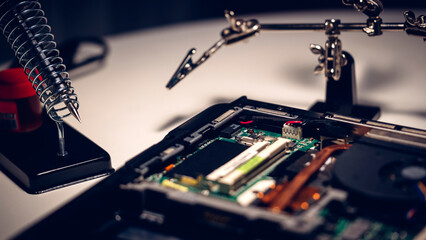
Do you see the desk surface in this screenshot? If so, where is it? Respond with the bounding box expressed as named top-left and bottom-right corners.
top-left (1, 9), bottom-right (425, 239)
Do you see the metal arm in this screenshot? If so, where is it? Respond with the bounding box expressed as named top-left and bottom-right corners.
top-left (259, 22), bottom-right (404, 32)
top-left (166, 5), bottom-right (425, 89)
top-left (167, 10), bottom-right (259, 89)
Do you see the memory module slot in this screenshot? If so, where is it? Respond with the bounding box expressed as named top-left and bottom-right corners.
top-left (218, 138), bottom-right (291, 193)
top-left (229, 150), bottom-right (289, 194)
top-left (206, 141), bottom-right (270, 181)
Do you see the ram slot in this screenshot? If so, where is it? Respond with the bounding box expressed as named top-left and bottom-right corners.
top-left (219, 138), bottom-right (291, 193)
top-left (206, 141), bottom-right (270, 181)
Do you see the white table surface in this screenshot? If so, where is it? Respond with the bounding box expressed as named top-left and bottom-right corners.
top-left (1, 9), bottom-right (425, 239)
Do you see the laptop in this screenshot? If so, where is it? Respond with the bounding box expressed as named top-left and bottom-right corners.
top-left (15, 96), bottom-right (426, 239)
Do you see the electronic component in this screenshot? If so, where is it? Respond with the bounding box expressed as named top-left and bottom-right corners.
top-left (162, 127), bottom-right (318, 201)
top-left (166, 139), bottom-right (248, 179)
top-left (268, 150), bottom-right (307, 179)
top-left (161, 179), bottom-right (188, 192)
top-left (334, 138), bottom-right (426, 205)
top-left (236, 179), bottom-right (275, 206)
top-left (219, 124), bottom-right (241, 138)
top-left (340, 218), bottom-right (372, 240)
top-left (131, 108), bottom-right (424, 239)
top-left (206, 141), bottom-right (269, 181)
top-left (282, 121), bottom-right (303, 139)
top-left (237, 136), bottom-right (257, 146)
top-left (284, 150), bottom-right (318, 178)
top-left (178, 175), bottom-right (198, 186)
top-left (213, 109), bottom-right (235, 123)
top-left (218, 138), bottom-right (291, 193)
top-left (164, 164), bottom-right (174, 172)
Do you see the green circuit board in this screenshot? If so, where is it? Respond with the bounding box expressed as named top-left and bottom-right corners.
top-left (148, 127), bottom-right (318, 203)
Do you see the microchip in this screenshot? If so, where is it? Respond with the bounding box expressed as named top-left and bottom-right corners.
top-left (285, 150), bottom-right (318, 177)
top-left (167, 140), bottom-right (248, 179)
top-left (268, 150), bottom-right (317, 179)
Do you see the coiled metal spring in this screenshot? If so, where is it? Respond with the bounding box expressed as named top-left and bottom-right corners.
top-left (0, 0), bottom-right (79, 122)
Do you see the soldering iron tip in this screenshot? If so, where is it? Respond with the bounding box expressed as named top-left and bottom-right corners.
top-left (66, 101), bottom-right (81, 123)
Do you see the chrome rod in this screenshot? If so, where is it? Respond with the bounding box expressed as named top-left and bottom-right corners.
top-left (260, 22), bottom-right (405, 32)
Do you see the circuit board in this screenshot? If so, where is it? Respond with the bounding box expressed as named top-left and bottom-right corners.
top-left (137, 110), bottom-right (425, 240)
top-left (148, 127), bottom-right (320, 209)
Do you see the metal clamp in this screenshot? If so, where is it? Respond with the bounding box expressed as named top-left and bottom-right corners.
top-left (221, 10), bottom-right (260, 44)
top-left (342, 0), bottom-right (383, 18)
top-left (167, 10), bottom-right (259, 89)
top-left (404, 11), bottom-right (426, 41)
top-left (166, 41), bottom-right (225, 89)
top-left (343, 0), bottom-right (384, 36)
top-left (311, 19), bottom-right (347, 81)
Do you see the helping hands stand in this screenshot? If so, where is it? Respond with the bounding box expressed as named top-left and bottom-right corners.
top-left (166, 0), bottom-right (426, 120)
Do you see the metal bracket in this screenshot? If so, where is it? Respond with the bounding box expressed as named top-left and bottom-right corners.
top-left (311, 19), bottom-right (348, 81)
top-left (343, 0), bottom-right (384, 36)
top-left (221, 10), bottom-right (260, 45)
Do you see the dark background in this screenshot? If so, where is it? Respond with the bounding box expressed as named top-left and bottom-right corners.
top-left (0, 0), bottom-right (424, 64)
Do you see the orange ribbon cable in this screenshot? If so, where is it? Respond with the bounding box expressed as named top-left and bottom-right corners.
top-left (263, 144), bottom-right (352, 212)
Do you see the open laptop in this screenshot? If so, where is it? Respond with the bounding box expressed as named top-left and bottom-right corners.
top-left (14, 96), bottom-right (426, 239)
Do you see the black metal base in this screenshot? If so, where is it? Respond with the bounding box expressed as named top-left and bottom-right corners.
top-left (0, 118), bottom-right (114, 194)
top-left (310, 101), bottom-right (381, 120)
